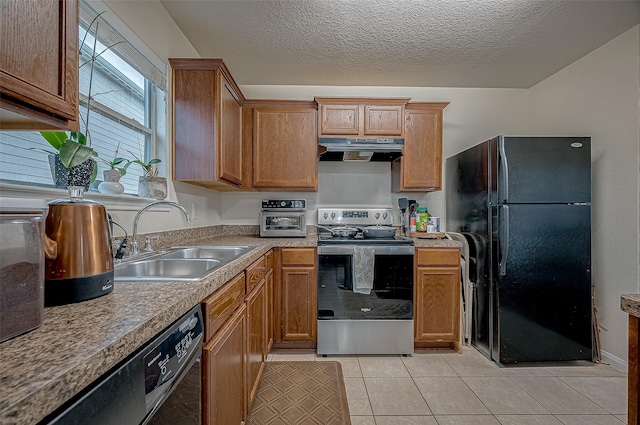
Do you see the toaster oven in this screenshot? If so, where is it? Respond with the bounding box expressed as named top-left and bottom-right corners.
top-left (259, 199), bottom-right (307, 237)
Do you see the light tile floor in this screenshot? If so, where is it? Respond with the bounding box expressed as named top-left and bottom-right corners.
top-left (267, 347), bottom-right (628, 425)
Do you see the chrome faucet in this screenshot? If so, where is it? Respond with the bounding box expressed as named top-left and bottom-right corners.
top-left (131, 201), bottom-right (191, 256)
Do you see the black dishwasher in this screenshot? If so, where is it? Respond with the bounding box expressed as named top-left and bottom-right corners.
top-left (42, 305), bottom-right (204, 425)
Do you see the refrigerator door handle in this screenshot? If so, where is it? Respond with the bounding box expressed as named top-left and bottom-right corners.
top-left (499, 136), bottom-right (509, 202)
top-left (499, 205), bottom-right (509, 276)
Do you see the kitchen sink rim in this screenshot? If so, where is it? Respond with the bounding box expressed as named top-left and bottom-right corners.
top-left (113, 245), bottom-right (258, 282)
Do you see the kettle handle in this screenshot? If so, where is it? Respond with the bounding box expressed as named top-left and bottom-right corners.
top-left (44, 234), bottom-right (57, 260)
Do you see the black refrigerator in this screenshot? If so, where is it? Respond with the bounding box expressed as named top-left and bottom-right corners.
top-left (446, 136), bottom-right (592, 364)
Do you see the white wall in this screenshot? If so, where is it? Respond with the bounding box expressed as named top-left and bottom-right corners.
top-left (101, 0), bottom-right (199, 60)
top-left (529, 26), bottom-right (640, 368)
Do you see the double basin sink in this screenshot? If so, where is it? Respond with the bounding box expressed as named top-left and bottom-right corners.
top-left (114, 246), bottom-right (256, 281)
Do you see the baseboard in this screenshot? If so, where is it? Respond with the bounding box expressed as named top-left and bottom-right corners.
top-left (600, 350), bottom-right (628, 373)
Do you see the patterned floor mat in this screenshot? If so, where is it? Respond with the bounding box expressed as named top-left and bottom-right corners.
top-left (247, 361), bottom-right (351, 425)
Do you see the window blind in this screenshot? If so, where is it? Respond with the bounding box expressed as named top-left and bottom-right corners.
top-left (79, 1), bottom-right (167, 91)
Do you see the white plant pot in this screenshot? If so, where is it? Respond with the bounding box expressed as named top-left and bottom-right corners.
top-left (98, 170), bottom-right (125, 195)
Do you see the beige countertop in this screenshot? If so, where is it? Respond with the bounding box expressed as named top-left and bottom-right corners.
top-left (621, 294), bottom-right (640, 318)
top-left (0, 233), bottom-right (460, 425)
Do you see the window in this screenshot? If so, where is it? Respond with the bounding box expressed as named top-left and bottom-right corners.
top-left (0, 1), bottom-right (166, 197)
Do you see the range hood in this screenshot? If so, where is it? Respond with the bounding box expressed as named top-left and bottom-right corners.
top-left (318, 138), bottom-right (403, 162)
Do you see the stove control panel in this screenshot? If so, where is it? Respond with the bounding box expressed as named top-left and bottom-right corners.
top-left (318, 207), bottom-right (394, 226)
top-left (261, 199), bottom-right (306, 210)
top-left (343, 210), bottom-right (368, 218)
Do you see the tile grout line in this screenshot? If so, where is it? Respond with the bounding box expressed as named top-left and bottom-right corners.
top-left (557, 375), bottom-right (628, 416)
top-left (439, 350), bottom-right (503, 422)
top-left (356, 355), bottom-right (376, 421)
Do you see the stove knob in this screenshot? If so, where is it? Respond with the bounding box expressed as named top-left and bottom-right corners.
top-left (375, 212), bottom-right (380, 220)
top-left (383, 212), bottom-right (388, 220)
top-left (331, 212), bottom-right (336, 219)
top-left (323, 212), bottom-right (328, 219)
top-left (280, 201), bottom-right (286, 207)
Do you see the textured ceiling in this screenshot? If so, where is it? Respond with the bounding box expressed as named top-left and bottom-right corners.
top-left (159, 0), bottom-right (640, 88)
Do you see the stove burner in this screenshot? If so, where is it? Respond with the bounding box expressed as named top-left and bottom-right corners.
top-left (317, 231), bottom-right (413, 246)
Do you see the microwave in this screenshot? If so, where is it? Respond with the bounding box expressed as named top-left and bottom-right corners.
top-left (259, 199), bottom-right (307, 237)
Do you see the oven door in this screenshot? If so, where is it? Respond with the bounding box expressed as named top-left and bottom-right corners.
top-left (259, 212), bottom-right (307, 237)
top-left (317, 245), bottom-right (414, 320)
top-left (317, 244), bottom-right (415, 355)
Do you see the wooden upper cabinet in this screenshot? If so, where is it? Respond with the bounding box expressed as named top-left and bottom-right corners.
top-left (250, 104), bottom-right (318, 191)
top-left (170, 58), bottom-right (244, 190)
top-left (0, 0), bottom-right (79, 130)
top-left (315, 97), bottom-right (409, 138)
top-left (219, 77), bottom-right (243, 185)
top-left (319, 104), bottom-right (359, 135)
top-left (392, 102), bottom-right (449, 192)
top-left (364, 105), bottom-right (403, 136)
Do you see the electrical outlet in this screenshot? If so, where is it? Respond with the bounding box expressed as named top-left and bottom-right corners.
top-left (191, 203), bottom-right (199, 221)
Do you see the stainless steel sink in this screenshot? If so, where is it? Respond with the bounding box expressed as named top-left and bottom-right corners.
top-left (115, 259), bottom-right (222, 281)
top-left (114, 246), bottom-right (256, 281)
top-left (158, 246), bottom-right (255, 261)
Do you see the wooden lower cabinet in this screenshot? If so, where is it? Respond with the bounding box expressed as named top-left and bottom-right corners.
top-left (274, 248), bottom-right (317, 348)
top-left (246, 278), bottom-right (266, 409)
top-left (414, 248), bottom-right (461, 351)
top-left (198, 248), bottom-right (289, 423)
top-left (265, 268), bottom-right (274, 352)
top-left (202, 272), bottom-right (245, 342)
top-left (203, 304), bottom-right (246, 425)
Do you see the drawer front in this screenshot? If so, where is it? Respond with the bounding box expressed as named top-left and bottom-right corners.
top-left (246, 255), bottom-right (266, 293)
top-left (280, 247), bottom-right (316, 266)
top-left (416, 248), bottom-right (460, 267)
top-left (203, 272), bottom-right (246, 342)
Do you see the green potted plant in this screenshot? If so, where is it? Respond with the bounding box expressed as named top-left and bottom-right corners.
top-left (96, 142), bottom-right (129, 195)
top-left (128, 150), bottom-right (166, 199)
top-left (39, 131), bottom-right (97, 190)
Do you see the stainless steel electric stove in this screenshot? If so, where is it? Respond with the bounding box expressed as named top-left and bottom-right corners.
top-left (316, 207), bottom-right (414, 356)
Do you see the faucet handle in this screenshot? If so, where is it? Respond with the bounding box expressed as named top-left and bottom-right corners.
top-left (144, 235), bottom-right (160, 253)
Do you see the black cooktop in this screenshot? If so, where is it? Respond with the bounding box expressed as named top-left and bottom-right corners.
top-left (317, 232), bottom-right (414, 245)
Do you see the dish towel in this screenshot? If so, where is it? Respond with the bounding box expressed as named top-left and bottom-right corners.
top-left (352, 246), bottom-right (374, 295)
